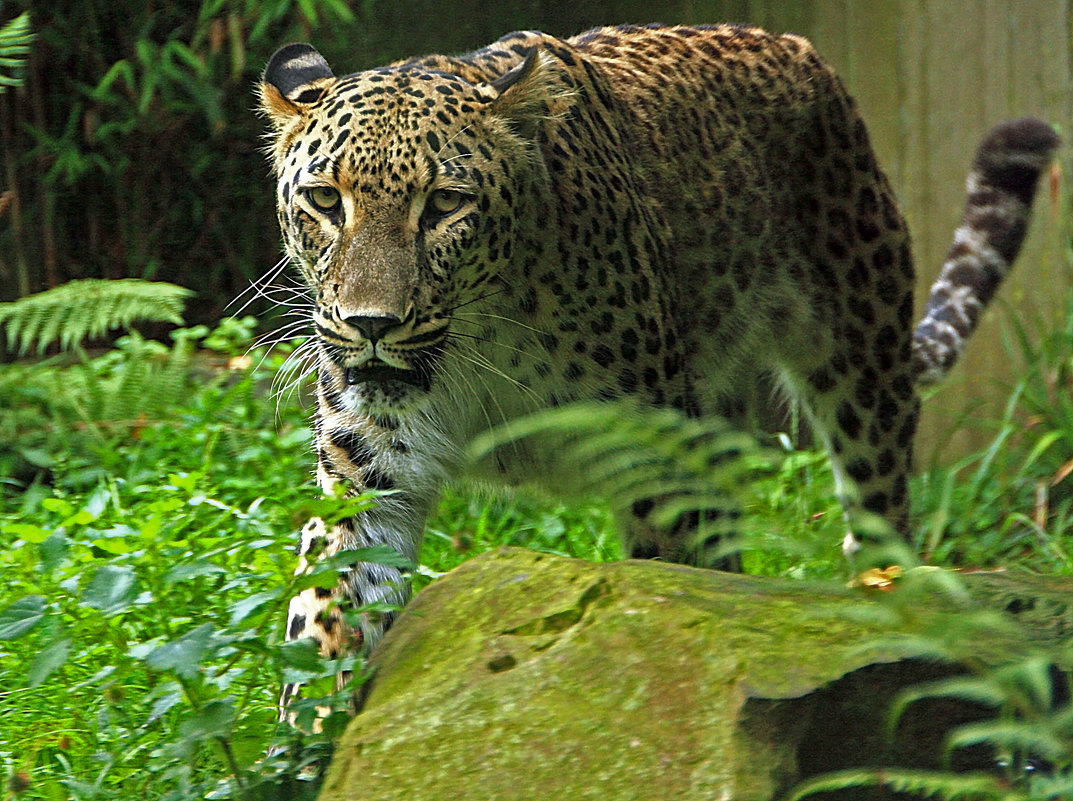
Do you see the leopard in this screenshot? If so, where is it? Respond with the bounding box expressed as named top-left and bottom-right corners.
top-left (257, 23), bottom-right (1057, 716)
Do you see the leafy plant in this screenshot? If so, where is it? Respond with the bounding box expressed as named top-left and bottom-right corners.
top-left (914, 288), bottom-right (1073, 573)
top-left (1001, 291), bottom-right (1073, 509)
top-left (0, 468), bottom-right (393, 800)
top-left (0, 278), bottom-right (191, 354)
top-left (0, 291), bottom-right (624, 798)
top-left (0, 9), bottom-right (31, 91)
top-left (0, 0), bottom-right (359, 308)
top-left (469, 400), bottom-right (770, 565)
top-left (0, 279), bottom-right (204, 491)
top-left (0, 294), bottom-right (354, 798)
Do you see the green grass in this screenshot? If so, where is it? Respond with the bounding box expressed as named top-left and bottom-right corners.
top-left (1, 300), bottom-right (1072, 799)
top-left (0, 323), bottom-right (629, 800)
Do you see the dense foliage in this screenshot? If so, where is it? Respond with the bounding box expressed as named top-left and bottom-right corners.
top-left (0, 278), bottom-right (1071, 798)
top-left (0, 286), bottom-right (618, 798)
top-left (0, 0), bottom-right (357, 316)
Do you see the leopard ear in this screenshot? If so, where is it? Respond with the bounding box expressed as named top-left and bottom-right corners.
top-left (487, 47), bottom-right (564, 138)
top-left (490, 47), bottom-right (542, 95)
top-left (259, 43), bottom-right (336, 128)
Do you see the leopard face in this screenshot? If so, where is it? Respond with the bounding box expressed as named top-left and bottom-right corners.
top-left (263, 47), bottom-right (549, 415)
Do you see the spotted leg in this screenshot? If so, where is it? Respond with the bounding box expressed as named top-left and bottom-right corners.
top-left (277, 397), bottom-right (447, 723)
top-left (278, 518), bottom-right (357, 721)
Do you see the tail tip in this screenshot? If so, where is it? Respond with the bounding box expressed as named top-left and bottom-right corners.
top-left (975, 116), bottom-right (1059, 170)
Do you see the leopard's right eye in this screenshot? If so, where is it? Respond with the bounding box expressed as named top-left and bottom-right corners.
top-left (306, 186), bottom-right (341, 213)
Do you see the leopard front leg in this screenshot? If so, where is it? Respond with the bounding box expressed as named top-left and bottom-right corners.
top-left (277, 406), bottom-right (448, 723)
top-left (277, 518), bottom-right (351, 719)
top-left (277, 513), bottom-right (414, 721)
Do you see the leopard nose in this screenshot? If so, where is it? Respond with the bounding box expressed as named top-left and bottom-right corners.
top-left (343, 313), bottom-right (401, 342)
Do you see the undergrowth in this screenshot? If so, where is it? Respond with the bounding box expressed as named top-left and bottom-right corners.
top-left (0, 280), bottom-right (622, 799)
top-left (0, 278), bottom-right (1071, 799)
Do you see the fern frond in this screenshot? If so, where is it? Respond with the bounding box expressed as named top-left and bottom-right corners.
top-left (891, 676), bottom-right (1010, 737)
top-left (0, 12), bottom-right (33, 91)
top-left (890, 655), bottom-right (1066, 743)
top-left (0, 279), bottom-right (192, 354)
top-left (152, 336), bottom-right (195, 416)
top-left (784, 768), bottom-right (1024, 801)
top-left (467, 401), bottom-right (765, 525)
top-left (947, 720), bottom-right (1068, 765)
top-left (93, 336), bottom-right (192, 422)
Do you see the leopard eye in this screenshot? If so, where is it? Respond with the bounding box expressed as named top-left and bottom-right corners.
top-left (428, 189), bottom-right (465, 216)
top-left (307, 185), bottom-right (341, 213)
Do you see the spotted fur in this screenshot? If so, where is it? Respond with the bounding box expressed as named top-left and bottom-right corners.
top-left (258, 25), bottom-right (1056, 717)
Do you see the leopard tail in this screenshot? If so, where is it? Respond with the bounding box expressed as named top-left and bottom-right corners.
top-left (912, 117), bottom-right (1059, 385)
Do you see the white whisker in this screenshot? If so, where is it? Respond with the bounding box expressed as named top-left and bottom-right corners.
top-left (447, 331), bottom-right (539, 363)
top-left (454, 311), bottom-right (548, 336)
top-left (451, 346), bottom-right (543, 406)
top-left (439, 151), bottom-right (474, 166)
top-left (272, 339), bottom-right (319, 417)
top-left (440, 123), bottom-right (475, 152)
top-left (228, 256), bottom-right (292, 314)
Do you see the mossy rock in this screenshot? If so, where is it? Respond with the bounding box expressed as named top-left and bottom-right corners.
top-left (318, 549), bottom-right (1073, 800)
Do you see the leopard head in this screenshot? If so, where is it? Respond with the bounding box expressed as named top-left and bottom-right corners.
top-left (259, 44), bottom-right (557, 413)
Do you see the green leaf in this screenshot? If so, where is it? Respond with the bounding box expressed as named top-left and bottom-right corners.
top-left (27, 636), bottom-right (71, 687)
top-left (292, 545), bottom-right (413, 592)
top-left (334, 546), bottom-right (414, 569)
top-left (146, 683), bottom-right (184, 725)
top-left (38, 532), bottom-right (70, 572)
top-left (177, 698), bottom-right (235, 742)
top-left (0, 595), bottom-right (46, 639)
top-left (947, 719), bottom-right (1067, 762)
top-left (143, 623), bottom-right (214, 678)
top-left (89, 59), bottom-right (135, 103)
top-left (3, 521), bottom-right (51, 543)
top-left (227, 590), bottom-right (277, 626)
top-left (164, 560), bottom-right (227, 583)
top-left (80, 564), bottom-right (136, 615)
top-left (89, 536), bottom-right (133, 555)
top-left (320, 0), bottom-right (356, 23)
top-left (278, 637), bottom-right (323, 674)
top-left (784, 768), bottom-right (1014, 801)
top-left (41, 497), bottom-right (72, 516)
top-left (82, 486), bottom-right (109, 519)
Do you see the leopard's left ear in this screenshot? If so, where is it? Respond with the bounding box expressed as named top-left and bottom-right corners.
top-left (487, 47), bottom-right (567, 138)
top-left (259, 43), bottom-right (336, 129)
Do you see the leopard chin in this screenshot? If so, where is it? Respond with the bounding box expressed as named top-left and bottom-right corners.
top-left (332, 360), bottom-right (435, 417)
top-left (343, 363), bottom-right (429, 391)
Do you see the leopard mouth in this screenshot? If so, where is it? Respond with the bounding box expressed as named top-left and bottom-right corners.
top-left (344, 362), bottom-right (428, 390)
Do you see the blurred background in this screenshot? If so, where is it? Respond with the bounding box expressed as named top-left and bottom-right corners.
top-left (0, 0), bottom-right (1068, 462)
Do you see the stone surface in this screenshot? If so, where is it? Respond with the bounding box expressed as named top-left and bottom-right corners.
top-left (318, 549), bottom-right (1073, 801)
